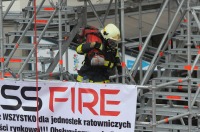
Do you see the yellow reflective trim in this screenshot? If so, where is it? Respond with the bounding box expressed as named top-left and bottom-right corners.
top-left (99, 44), bottom-right (103, 50)
top-left (110, 63), bottom-right (114, 68)
top-left (78, 75), bottom-right (110, 83)
top-left (76, 45), bottom-right (83, 54)
top-left (89, 80), bottom-right (110, 83)
top-left (104, 80), bottom-right (110, 83)
top-left (104, 61), bottom-right (114, 68)
top-left (103, 28), bottom-right (106, 33)
top-left (116, 51), bottom-right (119, 57)
top-left (77, 75), bottom-right (83, 82)
top-left (104, 61), bottom-right (109, 66)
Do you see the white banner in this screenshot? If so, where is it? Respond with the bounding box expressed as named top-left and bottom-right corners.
top-left (0, 80), bottom-right (137, 132)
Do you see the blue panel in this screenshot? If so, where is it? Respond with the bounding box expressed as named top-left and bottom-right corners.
top-left (127, 60), bottom-right (149, 69)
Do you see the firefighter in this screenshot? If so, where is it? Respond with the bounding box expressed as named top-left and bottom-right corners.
top-left (76, 23), bottom-right (122, 83)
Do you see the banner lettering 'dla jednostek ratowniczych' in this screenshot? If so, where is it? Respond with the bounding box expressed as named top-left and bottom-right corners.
top-left (0, 80), bottom-right (137, 132)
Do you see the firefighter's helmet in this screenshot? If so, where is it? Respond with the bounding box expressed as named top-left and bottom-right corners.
top-left (101, 23), bottom-right (121, 41)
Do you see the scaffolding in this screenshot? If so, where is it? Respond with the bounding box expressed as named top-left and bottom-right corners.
top-left (0, 0), bottom-right (200, 131)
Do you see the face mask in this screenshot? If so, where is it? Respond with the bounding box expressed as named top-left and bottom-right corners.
top-left (107, 39), bottom-right (117, 49)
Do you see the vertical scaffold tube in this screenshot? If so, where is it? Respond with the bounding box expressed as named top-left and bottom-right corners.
top-left (33, 0), bottom-right (39, 130)
top-left (152, 80), bottom-right (156, 132)
top-left (187, 0), bottom-right (192, 131)
top-left (58, 0), bottom-right (63, 80)
top-left (0, 0), bottom-right (4, 78)
top-left (64, 0), bottom-right (69, 73)
top-left (83, 0), bottom-right (87, 26)
top-left (120, 0), bottom-right (125, 84)
top-left (138, 0), bottom-right (143, 84)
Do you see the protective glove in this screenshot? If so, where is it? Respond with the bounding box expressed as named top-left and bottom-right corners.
top-left (90, 42), bottom-right (101, 49)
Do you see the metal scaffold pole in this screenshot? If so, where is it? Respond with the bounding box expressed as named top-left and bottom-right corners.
top-left (152, 80), bottom-right (156, 132)
top-left (83, 0), bottom-right (87, 26)
top-left (58, 0), bottom-right (63, 81)
top-left (0, 0), bottom-right (4, 78)
top-left (120, 0), bottom-right (125, 84)
top-left (187, 0), bottom-right (192, 131)
top-left (64, 0), bottom-right (69, 73)
top-left (138, 0), bottom-right (143, 84)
